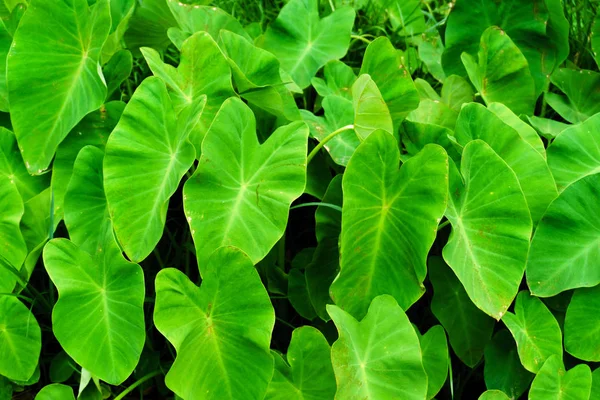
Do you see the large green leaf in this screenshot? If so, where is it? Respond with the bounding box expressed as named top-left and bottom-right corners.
top-left (0, 128), bottom-right (49, 202)
top-left (360, 37), bottom-right (419, 130)
top-left (547, 113), bottom-right (600, 192)
top-left (564, 285), bottom-right (600, 361)
top-left (265, 326), bottom-right (336, 400)
top-left (501, 291), bottom-right (563, 373)
top-left (488, 102), bottom-right (546, 158)
top-left (0, 173), bottom-right (27, 292)
top-left (529, 355), bottom-right (592, 400)
top-left (443, 0), bottom-right (568, 95)
top-left (35, 384), bottom-right (75, 400)
top-left (417, 325), bottom-right (449, 400)
top-left (141, 31), bottom-right (234, 148)
top-left (103, 77), bottom-right (198, 262)
top-left (454, 103), bottom-right (558, 224)
top-left (327, 295), bottom-right (427, 400)
top-left (462, 27), bottom-right (536, 116)
top-left (43, 238), bottom-right (145, 385)
top-left (7, 0), bottom-right (110, 174)
top-left (429, 256), bottom-right (495, 368)
top-left (154, 246), bottom-right (275, 400)
top-left (546, 68), bottom-right (600, 124)
top-left (527, 173), bottom-right (600, 297)
top-left (262, 0), bottom-right (354, 89)
top-left (183, 98), bottom-right (307, 271)
top-left (64, 146), bottom-right (111, 256)
top-left (0, 296), bottom-right (41, 381)
top-left (330, 131), bottom-right (448, 318)
top-left (443, 140), bottom-right (532, 319)
top-left (484, 330), bottom-right (534, 399)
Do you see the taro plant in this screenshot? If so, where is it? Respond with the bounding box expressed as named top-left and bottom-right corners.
top-left (1, 0), bottom-right (600, 399)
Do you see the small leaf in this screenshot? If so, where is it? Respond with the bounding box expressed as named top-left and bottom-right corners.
top-left (104, 77), bottom-right (198, 262)
top-left (154, 246), bottom-right (275, 400)
top-left (183, 98), bottom-right (307, 271)
top-left (331, 132), bottom-right (448, 318)
top-left (0, 296), bottom-right (41, 381)
top-left (418, 325), bottom-right (449, 400)
top-left (265, 326), bottom-right (336, 400)
top-left (8, 0), bottom-right (111, 174)
top-left (262, 0), bottom-right (355, 88)
top-left (479, 390), bottom-right (511, 400)
top-left (352, 74), bottom-right (393, 139)
top-left (311, 60), bottom-right (357, 100)
top-left (429, 256), bottom-right (495, 368)
top-left (565, 285), bottom-right (600, 361)
top-left (501, 291), bottom-right (562, 373)
top-left (327, 295), bottom-right (428, 400)
top-left (43, 238), bottom-right (145, 385)
top-left (546, 68), bottom-right (600, 124)
top-left (0, 173), bottom-right (27, 293)
top-left (35, 384), bottom-right (75, 400)
top-left (529, 355), bottom-right (592, 400)
top-left (527, 173), bottom-right (600, 297)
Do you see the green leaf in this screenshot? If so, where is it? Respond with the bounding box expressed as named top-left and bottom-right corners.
top-left (441, 75), bottom-right (475, 113)
top-left (526, 173), bottom-right (600, 297)
top-left (262, 0), bottom-right (354, 88)
top-left (429, 256), bottom-right (495, 368)
top-left (0, 127), bottom-right (49, 202)
top-left (547, 113), bottom-right (600, 192)
top-left (124, 0), bottom-right (177, 52)
top-left (564, 285), bottom-right (600, 361)
top-left (529, 355), bottom-right (592, 400)
top-left (484, 330), bottom-right (534, 399)
top-left (501, 291), bottom-right (562, 373)
top-left (546, 68), bottom-right (600, 124)
top-left (443, 0), bottom-right (568, 95)
top-left (443, 140), bottom-right (532, 319)
top-left (51, 101), bottom-right (123, 220)
top-left (0, 376), bottom-right (11, 400)
top-left (103, 49), bottom-right (133, 99)
top-left (154, 246), bottom-right (275, 400)
top-left (64, 146), bottom-right (111, 256)
top-left (104, 77), bottom-right (198, 262)
top-left (360, 37), bottom-right (419, 130)
top-left (43, 238), bottom-right (145, 385)
top-left (20, 188), bottom-right (54, 280)
top-left (0, 296), bottom-right (41, 381)
top-left (265, 326), bottom-right (336, 400)
top-left (311, 60), bottom-right (356, 100)
top-left (407, 99), bottom-right (458, 130)
top-left (49, 351), bottom-right (75, 383)
top-left (101, 0), bottom-right (135, 64)
top-left (479, 390), bottom-right (511, 400)
top-left (418, 32), bottom-right (446, 82)
top-left (352, 74), bottom-right (393, 139)
top-left (0, 173), bottom-right (27, 292)
top-left (288, 249), bottom-right (318, 321)
top-left (488, 102), bottom-right (546, 158)
top-left (418, 325), bottom-right (449, 400)
top-left (7, 0), bottom-right (111, 174)
top-left (401, 121), bottom-right (461, 164)
top-left (327, 295), bottom-right (427, 400)
top-left (592, 368), bottom-right (600, 400)
top-left (183, 98), bottom-right (307, 271)
top-left (527, 116), bottom-right (570, 140)
top-left (0, 9), bottom-right (12, 112)
top-left (331, 131), bottom-right (448, 318)
top-left (462, 27), bottom-right (536, 116)
top-left (35, 384), bottom-right (75, 400)
top-left (141, 31), bottom-right (234, 148)
top-left (454, 103), bottom-right (558, 225)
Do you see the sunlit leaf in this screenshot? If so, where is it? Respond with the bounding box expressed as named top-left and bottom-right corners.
top-left (564, 285), bottom-right (600, 361)
top-left (529, 355), bottom-right (592, 400)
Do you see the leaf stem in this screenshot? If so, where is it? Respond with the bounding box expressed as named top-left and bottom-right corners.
top-left (351, 34), bottom-right (371, 44)
top-left (437, 220), bottom-right (451, 231)
top-left (306, 124), bottom-right (354, 165)
top-left (290, 202), bottom-right (342, 212)
top-left (113, 370), bottom-right (162, 400)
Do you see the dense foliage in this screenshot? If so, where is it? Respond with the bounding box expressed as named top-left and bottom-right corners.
top-left (1, 0), bottom-right (600, 399)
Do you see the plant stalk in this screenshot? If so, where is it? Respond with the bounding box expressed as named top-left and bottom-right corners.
top-left (306, 124), bottom-right (354, 164)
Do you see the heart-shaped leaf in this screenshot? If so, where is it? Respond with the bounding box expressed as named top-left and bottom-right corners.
top-left (443, 140), bottom-right (532, 319)
top-left (417, 325), bottom-right (449, 400)
top-left (7, 0), bottom-right (110, 174)
top-left (529, 355), bottom-right (592, 400)
top-left (429, 256), bottom-right (495, 368)
top-left (104, 77), bottom-right (198, 262)
top-left (547, 113), bottom-right (600, 192)
top-left (546, 68), bottom-right (600, 124)
top-left (262, 0), bottom-right (355, 88)
top-left (183, 97), bottom-right (308, 271)
top-left (265, 326), bottom-right (336, 399)
top-left (327, 295), bottom-right (428, 400)
top-left (352, 74), bottom-right (393, 139)
top-left (462, 27), bottom-right (536, 116)
top-left (330, 131), bottom-right (448, 318)
top-left (311, 60), bottom-right (356, 100)
top-left (43, 238), bottom-right (145, 385)
top-left (501, 291), bottom-right (563, 373)
top-left (154, 246), bottom-right (275, 400)
top-left (527, 173), bottom-right (600, 297)
top-left (565, 285), bottom-right (600, 361)
top-left (0, 296), bottom-right (41, 381)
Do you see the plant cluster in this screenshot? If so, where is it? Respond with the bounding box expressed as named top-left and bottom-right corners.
top-left (0, 0), bottom-right (599, 399)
